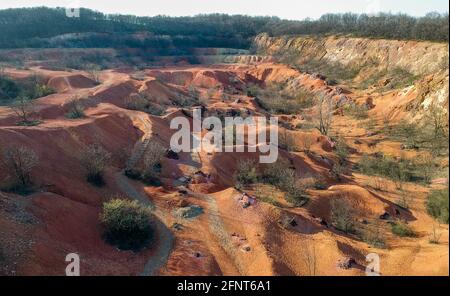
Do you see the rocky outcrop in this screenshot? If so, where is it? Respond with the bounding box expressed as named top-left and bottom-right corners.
top-left (253, 33), bottom-right (449, 117)
top-left (254, 33), bottom-right (449, 76)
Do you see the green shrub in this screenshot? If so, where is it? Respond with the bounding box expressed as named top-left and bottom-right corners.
top-left (285, 189), bottom-right (309, 207)
top-left (34, 84), bottom-right (55, 98)
top-left (296, 60), bottom-right (362, 83)
top-left (254, 83), bottom-right (315, 114)
top-left (314, 180), bottom-right (328, 190)
top-left (125, 93), bottom-right (166, 116)
top-left (0, 76), bottom-right (20, 102)
top-left (255, 185), bottom-right (282, 207)
top-left (384, 68), bottom-right (418, 90)
top-left (234, 159), bottom-right (258, 187)
top-left (262, 160), bottom-right (289, 187)
top-left (360, 154), bottom-right (437, 186)
top-left (262, 160), bottom-right (309, 207)
top-left (391, 221), bottom-right (416, 237)
top-left (384, 120), bottom-right (422, 150)
top-left (426, 188), bottom-right (449, 224)
top-left (100, 199), bottom-right (154, 251)
top-left (65, 98), bottom-right (85, 119)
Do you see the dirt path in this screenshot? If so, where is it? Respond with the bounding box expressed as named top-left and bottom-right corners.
top-left (181, 186), bottom-right (246, 274)
top-left (115, 114), bottom-right (174, 276)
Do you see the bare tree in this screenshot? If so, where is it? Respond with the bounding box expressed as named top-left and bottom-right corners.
top-left (142, 141), bottom-right (165, 180)
top-left (424, 103), bottom-right (449, 154)
top-left (331, 197), bottom-right (355, 233)
top-left (316, 95), bottom-right (334, 136)
top-left (10, 96), bottom-right (35, 124)
top-left (80, 143), bottom-right (111, 186)
top-left (1, 145), bottom-right (38, 187)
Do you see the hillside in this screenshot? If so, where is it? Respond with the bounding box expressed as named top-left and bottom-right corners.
top-left (0, 8), bottom-right (448, 277)
top-left (252, 34), bottom-right (449, 121)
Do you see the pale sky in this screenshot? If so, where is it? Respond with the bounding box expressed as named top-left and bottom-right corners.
top-left (0, 0), bottom-right (448, 20)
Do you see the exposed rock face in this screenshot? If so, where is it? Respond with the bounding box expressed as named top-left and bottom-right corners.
top-left (254, 33), bottom-right (448, 76)
top-left (253, 34), bottom-right (449, 118)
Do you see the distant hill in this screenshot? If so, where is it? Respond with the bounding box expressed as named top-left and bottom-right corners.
top-left (0, 7), bottom-right (448, 50)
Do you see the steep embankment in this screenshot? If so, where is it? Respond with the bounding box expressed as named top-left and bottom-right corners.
top-left (253, 34), bottom-right (449, 120)
top-left (255, 33), bottom-right (448, 76)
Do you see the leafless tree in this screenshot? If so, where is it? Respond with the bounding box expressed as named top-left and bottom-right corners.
top-left (331, 197), bottom-right (355, 233)
top-left (424, 103), bottom-right (449, 154)
top-left (10, 96), bottom-right (35, 124)
top-left (142, 141), bottom-right (165, 179)
top-left (316, 95), bottom-right (334, 136)
top-left (1, 145), bottom-right (38, 187)
top-left (80, 143), bottom-right (111, 185)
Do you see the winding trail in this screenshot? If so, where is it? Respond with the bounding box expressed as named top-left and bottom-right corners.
top-left (115, 115), bottom-right (174, 276)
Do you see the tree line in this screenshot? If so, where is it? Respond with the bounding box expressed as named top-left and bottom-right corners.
top-left (0, 7), bottom-right (448, 50)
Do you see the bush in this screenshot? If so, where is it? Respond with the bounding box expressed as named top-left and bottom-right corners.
top-left (426, 188), bottom-right (449, 224)
top-left (344, 103), bottom-right (369, 120)
top-left (358, 222), bottom-right (387, 249)
top-left (255, 184), bottom-right (282, 207)
top-left (285, 188), bottom-right (309, 207)
top-left (334, 138), bottom-right (349, 164)
top-left (254, 83), bottom-right (315, 115)
top-left (358, 154), bottom-right (429, 186)
top-left (100, 199), bottom-right (154, 251)
top-left (262, 160), bottom-right (308, 207)
top-left (65, 98), bottom-right (85, 119)
top-left (34, 84), bottom-right (55, 98)
top-left (80, 144), bottom-right (111, 186)
top-left (234, 159), bottom-right (258, 188)
top-left (0, 76), bottom-right (20, 102)
top-left (125, 93), bottom-right (166, 116)
top-left (384, 68), bottom-right (418, 90)
top-left (296, 60), bottom-right (362, 83)
top-left (331, 162), bottom-right (346, 182)
top-left (331, 198), bottom-right (355, 234)
top-left (262, 160), bottom-right (290, 187)
top-left (391, 221), bottom-right (416, 237)
top-left (141, 141), bottom-right (165, 186)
